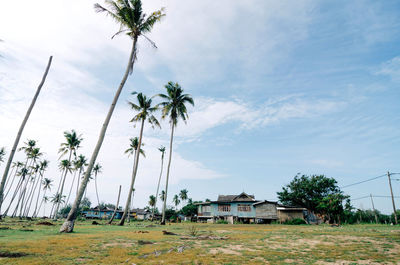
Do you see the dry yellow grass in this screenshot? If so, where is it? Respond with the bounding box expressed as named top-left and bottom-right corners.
top-left (1, 219), bottom-right (399, 264)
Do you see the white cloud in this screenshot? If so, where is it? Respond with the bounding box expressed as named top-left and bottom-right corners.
top-left (376, 56), bottom-right (400, 82)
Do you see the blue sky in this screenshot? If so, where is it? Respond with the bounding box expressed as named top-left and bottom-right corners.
top-left (0, 0), bottom-right (399, 214)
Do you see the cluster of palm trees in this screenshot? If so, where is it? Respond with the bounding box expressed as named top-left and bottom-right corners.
top-left (1, 0), bottom-right (193, 233)
top-left (148, 189), bottom-right (189, 215)
top-left (0, 140), bottom-right (52, 218)
top-left (0, 131), bottom-right (103, 220)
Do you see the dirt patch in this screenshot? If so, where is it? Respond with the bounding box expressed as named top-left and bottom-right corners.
top-left (0, 227), bottom-right (10, 230)
top-left (0, 250), bottom-right (28, 258)
top-left (316, 260), bottom-right (382, 265)
top-left (138, 240), bottom-right (154, 245)
top-left (36, 221), bottom-right (54, 226)
top-left (209, 247), bottom-right (241, 255)
top-left (102, 242), bottom-right (134, 248)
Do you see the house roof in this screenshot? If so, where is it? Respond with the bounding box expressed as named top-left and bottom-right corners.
top-left (217, 192), bottom-right (256, 202)
top-left (253, 200), bottom-right (278, 206)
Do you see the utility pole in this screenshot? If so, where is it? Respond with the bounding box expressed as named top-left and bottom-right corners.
top-left (388, 171), bottom-right (398, 225)
top-left (370, 194), bottom-right (378, 224)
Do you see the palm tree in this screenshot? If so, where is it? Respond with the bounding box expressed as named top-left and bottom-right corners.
top-left (149, 195), bottom-right (156, 209)
top-left (160, 190), bottom-right (165, 202)
top-left (3, 161), bottom-right (23, 201)
top-left (75, 155), bottom-right (88, 196)
top-left (157, 82), bottom-right (194, 224)
top-left (152, 146), bottom-right (165, 220)
top-left (93, 163), bottom-right (102, 207)
top-left (37, 178), bottom-right (52, 217)
top-left (52, 160), bottom-right (72, 219)
top-left (119, 92), bottom-right (160, 226)
top-left (0, 56), bottom-right (52, 217)
top-left (179, 189), bottom-right (188, 206)
top-left (124, 137), bottom-right (145, 158)
top-left (173, 194), bottom-right (180, 210)
top-left (0, 147), bottom-right (5, 164)
top-left (53, 130), bottom-right (82, 220)
top-left (32, 160), bottom-right (49, 217)
top-left (60, 0), bottom-right (165, 233)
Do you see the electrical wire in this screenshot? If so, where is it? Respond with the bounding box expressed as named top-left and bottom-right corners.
top-left (340, 174), bottom-right (386, 189)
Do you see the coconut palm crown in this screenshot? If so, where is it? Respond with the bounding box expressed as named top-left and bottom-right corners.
top-left (157, 82), bottom-right (194, 125)
top-left (94, 0), bottom-right (165, 74)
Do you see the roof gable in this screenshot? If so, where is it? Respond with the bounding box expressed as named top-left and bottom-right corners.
top-left (217, 192), bottom-right (255, 202)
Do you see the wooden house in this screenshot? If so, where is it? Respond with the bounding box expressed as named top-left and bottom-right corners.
top-left (197, 192), bottom-right (278, 223)
top-left (82, 206), bottom-right (123, 219)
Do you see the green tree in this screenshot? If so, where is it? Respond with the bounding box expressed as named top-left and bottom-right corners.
top-left (277, 174), bottom-right (348, 223)
top-left (157, 82), bottom-right (194, 225)
top-left (0, 57), bottom-right (52, 217)
top-left (152, 146), bottom-right (165, 220)
top-left (60, 0), bottom-right (165, 233)
top-left (149, 195), bottom-right (156, 209)
top-left (119, 92), bottom-right (160, 226)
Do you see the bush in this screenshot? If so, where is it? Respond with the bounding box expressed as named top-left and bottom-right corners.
top-left (284, 218), bottom-right (307, 225)
top-left (216, 220), bottom-right (228, 224)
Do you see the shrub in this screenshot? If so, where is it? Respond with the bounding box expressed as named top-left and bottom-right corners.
top-left (216, 220), bottom-right (228, 224)
top-left (284, 218), bottom-right (307, 225)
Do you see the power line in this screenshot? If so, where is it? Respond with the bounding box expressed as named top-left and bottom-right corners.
top-left (351, 195), bottom-right (400, 201)
top-left (340, 174), bottom-right (386, 189)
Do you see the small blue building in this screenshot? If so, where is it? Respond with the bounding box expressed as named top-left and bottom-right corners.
top-left (197, 192), bottom-right (278, 223)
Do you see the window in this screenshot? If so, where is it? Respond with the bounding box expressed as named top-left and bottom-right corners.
top-left (238, 204), bottom-right (251, 212)
top-left (218, 204), bottom-right (231, 212)
top-left (202, 206), bottom-right (211, 212)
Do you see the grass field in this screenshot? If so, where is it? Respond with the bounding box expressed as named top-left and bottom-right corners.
top-left (1, 219), bottom-right (400, 264)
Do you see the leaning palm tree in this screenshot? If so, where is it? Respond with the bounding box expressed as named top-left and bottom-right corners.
top-left (0, 56), bottom-right (52, 217)
top-left (60, 0), bottom-right (165, 233)
top-left (52, 160), bottom-right (72, 219)
top-left (173, 194), bottom-right (180, 210)
top-left (152, 146), bottom-right (165, 220)
top-left (119, 92), bottom-right (160, 226)
top-left (179, 189), bottom-right (188, 206)
top-left (93, 163), bottom-right (102, 207)
top-left (157, 82), bottom-right (194, 225)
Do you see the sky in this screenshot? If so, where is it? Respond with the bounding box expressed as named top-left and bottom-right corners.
top-left (0, 0), bottom-right (399, 215)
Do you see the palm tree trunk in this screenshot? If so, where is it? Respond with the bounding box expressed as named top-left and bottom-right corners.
top-left (108, 185), bottom-right (121, 224)
top-left (24, 171), bottom-right (41, 217)
top-left (60, 39), bottom-right (137, 233)
top-left (95, 174), bottom-right (100, 207)
top-left (4, 165), bottom-right (17, 194)
top-left (3, 165), bottom-right (20, 201)
top-left (161, 124), bottom-right (175, 225)
top-left (0, 56), bottom-right (52, 216)
top-left (32, 173), bottom-right (43, 217)
top-left (119, 118), bottom-right (145, 226)
top-left (152, 153), bottom-right (164, 221)
top-left (3, 176), bottom-right (24, 216)
top-left (53, 151), bottom-right (73, 220)
top-left (65, 170), bottom-right (77, 207)
top-left (37, 189), bottom-right (47, 217)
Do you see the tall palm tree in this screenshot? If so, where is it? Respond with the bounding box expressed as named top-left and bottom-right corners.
top-left (53, 130), bottom-right (82, 220)
top-left (37, 178), bottom-right (52, 217)
top-left (173, 194), bottom-right (180, 210)
top-left (0, 56), bottom-right (52, 217)
top-left (149, 195), bottom-right (156, 218)
top-left (119, 92), bottom-right (160, 226)
top-left (152, 146), bottom-right (165, 221)
top-left (52, 160), bottom-right (72, 219)
top-left (75, 155), bottom-right (88, 196)
top-left (179, 189), bottom-right (188, 206)
top-left (32, 160), bottom-right (49, 217)
top-left (60, 0), bottom-right (165, 233)
top-left (157, 82), bottom-right (194, 225)
top-left (124, 137), bottom-right (145, 158)
top-left (93, 163), bottom-right (102, 207)
top-left (3, 161), bottom-right (23, 201)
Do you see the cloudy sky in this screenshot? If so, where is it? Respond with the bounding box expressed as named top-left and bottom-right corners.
top-left (0, 0), bottom-right (399, 215)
